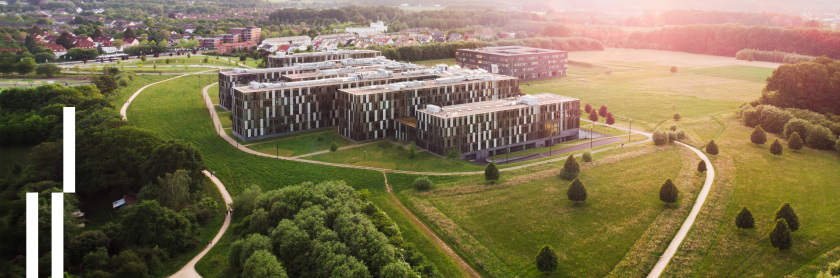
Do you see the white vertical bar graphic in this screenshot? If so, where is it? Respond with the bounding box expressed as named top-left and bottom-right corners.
top-left (63, 107), bottom-right (75, 193)
top-left (26, 192), bottom-right (38, 278)
top-left (52, 193), bottom-right (64, 278)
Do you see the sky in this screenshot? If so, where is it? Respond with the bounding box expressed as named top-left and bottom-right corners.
top-left (543, 0), bottom-right (840, 14)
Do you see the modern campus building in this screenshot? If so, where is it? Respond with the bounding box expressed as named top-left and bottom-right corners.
top-left (230, 69), bottom-right (441, 140)
top-left (218, 57), bottom-right (398, 109)
top-left (266, 49), bottom-right (381, 68)
top-left (337, 73), bottom-right (521, 142)
top-left (412, 93), bottom-right (579, 160)
top-left (455, 46), bottom-right (568, 81)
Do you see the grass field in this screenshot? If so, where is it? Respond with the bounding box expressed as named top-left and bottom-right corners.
top-left (247, 131), bottom-right (357, 157)
top-left (303, 140), bottom-right (485, 172)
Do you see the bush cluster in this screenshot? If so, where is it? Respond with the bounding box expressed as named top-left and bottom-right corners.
top-left (735, 49), bottom-right (814, 64)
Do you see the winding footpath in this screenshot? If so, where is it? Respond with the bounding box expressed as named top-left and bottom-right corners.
top-left (120, 70), bottom-right (215, 121)
top-left (168, 170), bottom-right (233, 278)
top-left (125, 78), bottom-right (714, 277)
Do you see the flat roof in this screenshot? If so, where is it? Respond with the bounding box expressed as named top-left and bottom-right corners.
top-left (339, 73), bottom-right (516, 96)
top-left (235, 71), bottom-right (438, 93)
top-left (419, 93), bottom-right (577, 118)
top-left (458, 46), bottom-right (567, 56)
top-left (271, 49), bottom-right (380, 58)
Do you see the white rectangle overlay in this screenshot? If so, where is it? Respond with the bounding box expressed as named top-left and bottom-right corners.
top-left (52, 193), bottom-right (64, 278)
top-left (63, 107), bottom-right (75, 193)
top-left (26, 192), bottom-right (38, 277)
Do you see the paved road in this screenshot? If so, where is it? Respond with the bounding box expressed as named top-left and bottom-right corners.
top-left (120, 70), bottom-right (215, 120)
top-left (168, 170), bottom-right (233, 278)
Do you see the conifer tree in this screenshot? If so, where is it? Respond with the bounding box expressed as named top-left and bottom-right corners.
top-left (751, 125), bottom-right (767, 144)
top-left (659, 178), bottom-right (679, 204)
top-left (769, 219), bottom-right (793, 250)
top-left (697, 160), bottom-right (706, 172)
top-left (775, 203), bottom-right (800, 232)
top-left (536, 246), bottom-right (558, 275)
top-left (559, 155), bottom-right (580, 180)
top-left (788, 132), bottom-right (803, 150)
top-left (770, 139), bottom-right (783, 155)
top-left (706, 140), bottom-right (719, 155)
top-left (485, 162), bottom-right (499, 181)
top-left (567, 178), bottom-right (587, 203)
top-left (735, 206), bottom-right (755, 229)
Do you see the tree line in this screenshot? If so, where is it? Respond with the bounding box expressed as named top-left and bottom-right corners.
top-left (620, 24), bottom-right (840, 59)
top-left (369, 37), bottom-right (603, 62)
top-left (0, 71), bottom-right (214, 277)
top-left (758, 57), bottom-right (840, 115)
top-left (735, 49), bottom-right (814, 64)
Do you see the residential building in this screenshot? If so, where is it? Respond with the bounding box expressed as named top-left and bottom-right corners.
top-left (413, 93), bottom-right (580, 160)
top-left (215, 34), bottom-right (241, 44)
top-left (448, 33), bottom-right (462, 42)
top-left (198, 37), bottom-right (221, 48)
top-left (230, 69), bottom-right (438, 140)
top-left (337, 72), bottom-right (521, 142)
top-left (217, 41), bottom-right (256, 54)
top-left (266, 49), bottom-right (381, 68)
top-left (230, 26), bottom-right (261, 43)
top-left (456, 46), bottom-right (567, 81)
top-left (430, 30), bottom-right (445, 42)
top-left (346, 21), bottom-right (388, 36)
top-left (45, 43), bottom-right (66, 57)
top-left (262, 36), bottom-right (311, 46)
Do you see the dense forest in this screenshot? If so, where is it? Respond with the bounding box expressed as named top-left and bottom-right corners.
top-left (759, 57), bottom-right (840, 115)
top-left (0, 69), bottom-right (216, 277)
top-left (621, 24), bottom-right (840, 59)
top-left (227, 181), bottom-right (442, 277)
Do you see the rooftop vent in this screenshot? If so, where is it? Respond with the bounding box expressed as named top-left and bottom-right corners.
top-left (427, 104), bottom-right (441, 113)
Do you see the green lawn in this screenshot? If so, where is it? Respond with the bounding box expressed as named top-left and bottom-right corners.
top-left (398, 145), bottom-right (700, 277)
top-left (304, 140), bottom-right (486, 172)
top-left (109, 75), bottom-right (172, 107)
top-left (687, 65), bottom-right (775, 83)
top-left (247, 131), bottom-right (357, 157)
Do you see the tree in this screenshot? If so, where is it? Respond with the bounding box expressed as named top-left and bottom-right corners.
top-left (789, 132), bottom-right (803, 150)
top-left (380, 262), bottom-right (416, 278)
top-left (446, 148), bottom-right (462, 158)
top-left (329, 141), bottom-right (338, 155)
top-left (559, 155), bottom-right (580, 180)
top-left (598, 105), bottom-right (608, 117)
top-left (582, 151), bottom-right (592, 162)
top-left (705, 140), bottom-right (719, 155)
top-left (35, 63), bottom-right (61, 77)
top-left (805, 125), bottom-right (836, 150)
top-left (697, 160), bottom-right (706, 172)
top-left (15, 57), bottom-right (36, 76)
top-left (567, 178), bottom-right (587, 203)
top-left (584, 103), bottom-right (592, 113)
top-left (670, 66), bottom-right (678, 73)
top-left (124, 27), bottom-right (136, 39)
top-left (542, 24), bottom-right (572, 37)
top-left (407, 141), bottom-right (417, 159)
top-left (68, 230), bottom-right (110, 268)
top-left (56, 31), bottom-right (75, 50)
top-left (735, 206), bottom-right (755, 229)
top-left (535, 246), bottom-right (558, 275)
top-left (659, 178), bottom-right (679, 204)
top-left (230, 234), bottom-right (273, 268)
top-left (588, 109), bottom-right (599, 122)
top-left (673, 113), bottom-right (681, 121)
top-left (774, 203), bottom-right (800, 232)
top-left (414, 177), bottom-right (432, 191)
top-left (0, 57), bottom-right (16, 75)
top-left (770, 139), bottom-right (783, 155)
top-left (485, 162), bottom-right (499, 181)
top-left (119, 200), bottom-right (199, 253)
top-left (243, 250), bottom-right (289, 278)
top-left (751, 125), bottom-right (767, 144)
top-left (155, 169), bottom-right (191, 210)
top-left (112, 39), bottom-right (125, 50)
top-left (769, 219), bottom-right (793, 250)
top-left (92, 74), bottom-right (118, 95)
top-left (141, 140), bottom-right (204, 191)
top-left (91, 27), bottom-right (103, 39)
top-left (240, 55), bottom-right (248, 62)
top-left (605, 112), bottom-right (615, 125)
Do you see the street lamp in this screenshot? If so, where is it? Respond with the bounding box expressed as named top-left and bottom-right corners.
top-left (628, 119), bottom-right (632, 141)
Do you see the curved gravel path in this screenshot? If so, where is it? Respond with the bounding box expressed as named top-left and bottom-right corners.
top-left (168, 170), bottom-right (233, 278)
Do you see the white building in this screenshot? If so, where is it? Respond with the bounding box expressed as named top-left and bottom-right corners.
top-left (346, 21), bottom-right (388, 36)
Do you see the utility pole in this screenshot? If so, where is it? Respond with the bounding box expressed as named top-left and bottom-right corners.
top-left (590, 124), bottom-right (593, 149)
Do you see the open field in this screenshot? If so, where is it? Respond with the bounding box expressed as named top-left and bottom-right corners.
top-left (571, 48), bottom-right (781, 69)
top-left (247, 131), bottom-right (357, 157)
top-left (395, 145), bottom-right (701, 277)
top-left (303, 140), bottom-right (485, 172)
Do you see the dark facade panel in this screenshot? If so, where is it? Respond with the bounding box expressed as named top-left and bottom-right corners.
top-left (456, 46), bottom-right (568, 81)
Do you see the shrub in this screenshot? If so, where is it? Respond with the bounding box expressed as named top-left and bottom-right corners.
top-left (769, 219), bottom-right (792, 250)
top-left (751, 125), bottom-right (767, 144)
top-left (783, 118), bottom-right (814, 140)
top-left (670, 124), bottom-right (677, 131)
top-left (329, 141), bottom-right (338, 155)
top-left (413, 177), bottom-right (432, 191)
top-left (362, 203), bottom-right (377, 215)
top-left (770, 139), bottom-right (783, 155)
top-left (588, 109), bottom-right (598, 122)
top-left (165, 58), bottom-right (170, 64)
top-left (407, 141), bottom-right (418, 159)
top-left (653, 130), bottom-right (669, 145)
top-left (559, 155), bottom-right (580, 180)
top-left (659, 178), bottom-right (679, 204)
top-left (187, 54), bottom-right (191, 58)
top-left (140, 56), bottom-right (146, 62)
top-left (567, 178), bottom-right (587, 203)
top-left (316, 135), bottom-right (324, 141)
top-left (706, 140), bottom-right (719, 155)
top-left (668, 131), bottom-right (677, 142)
top-left (536, 246), bottom-right (559, 275)
top-left (775, 203), bottom-right (800, 232)
top-left (829, 260), bottom-right (840, 276)
top-left (741, 106), bottom-right (759, 127)
top-left (584, 103), bottom-right (592, 113)
top-left (673, 113), bottom-right (681, 121)
top-left (670, 66), bottom-right (678, 73)
top-left (605, 112), bottom-right (615, 125)
top-left (805, 125), bottom-right (836, 150)
top-left (788, 132), bottom-right (803, 150)
top-left (582, 151), bottom-right (592, 162)
top-left (446, 148), bottom-right (462, 159)
top-left (484, 162), bottom-right (499, 181)
top-left (836, 139), bottom-right (840, 154)
top-left (755, 105), bottom-right (793, 134)
top-left (735, 206), bottom-right (755, 229)
top-left (598, 105), bottom-right (608, 117)
top-left (676, 130), bottom-right (686, 140)
top-left (697, 160), bottom-right (706, 172)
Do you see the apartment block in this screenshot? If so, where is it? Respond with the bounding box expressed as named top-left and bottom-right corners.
top-left (267, 49), bottom-right (381, 68)
top-left (198, 37), bottom-right (221, 48)
top-left (414, 93), bottom-right (580, 160)
top-left (230, 70), bottom-right (439, 140)
top-left (215, 34), bottom-right (241, 44)
top-left (336, 73), bottom-right (521, 142)
top-left (456, 46), bottom-right (568, 81)
top-left (230, 26), bottom-right (262, 43)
